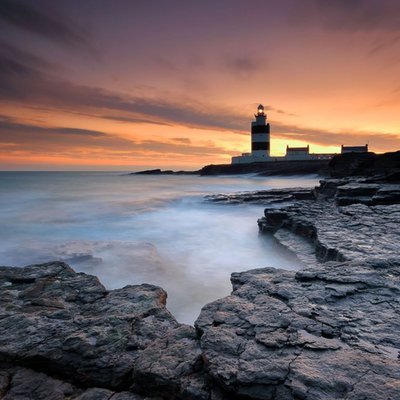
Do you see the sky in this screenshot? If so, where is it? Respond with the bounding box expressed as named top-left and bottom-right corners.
top-left (0, 0), bottom-right (399, 170)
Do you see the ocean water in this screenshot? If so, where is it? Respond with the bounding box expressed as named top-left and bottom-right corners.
top-left (0, 172), bottom-right (319, 324)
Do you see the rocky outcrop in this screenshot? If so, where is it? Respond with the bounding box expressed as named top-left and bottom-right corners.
top-left (0, 262), bottom-right (205, 399)
top-left (2, 176), bottom-right (400, 399)
top-left (205, 187), bottom-right (314, 205)
top-left (257, 178), bottom-right (400, 265)
top-left (328, 151), bottom-right (400, 179)
top-left (199, 159), bottom-right (329, 176)
top-left (195, 259), bottom-right (400, 399)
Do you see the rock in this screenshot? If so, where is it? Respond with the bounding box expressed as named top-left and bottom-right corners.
top-left (131, 325), bottom-right (207, 399)
top-left (132, 169), bottom-right (198, 175)
top-left (2, 173), bottom-right (400, 399)
top-left (0, 366), bottom-right (149, 400)
top-left (0, 262), bottom-right (206, 399)
top-left (195, 260), bottom-right (400, 399)
top-left (258, 180), bottom-right (400, 263)
top-left (372, 185), bottom-right (400, 205)
top-left (328, 151), bottom-right (400, 179)
top-left (200, 160), bottom-right (330, 176)
top-left (1, 367), bottom-right (77, 400)
top-left (205, 187), bottom-right (314, 205)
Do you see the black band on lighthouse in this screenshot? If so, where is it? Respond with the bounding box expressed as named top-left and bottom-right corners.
top-left (252, 142), bottom-right (270, 151)
top-left (251, 124), bottom-right (270, 134)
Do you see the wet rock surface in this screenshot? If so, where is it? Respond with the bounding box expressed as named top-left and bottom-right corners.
top-left (2, 175), bottom-right (400, 399)
top-left (205, 187), bottom-right (314, 205)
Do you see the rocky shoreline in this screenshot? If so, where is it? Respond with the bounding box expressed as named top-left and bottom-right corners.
top-left (1, 171), bottom-right (400, 398)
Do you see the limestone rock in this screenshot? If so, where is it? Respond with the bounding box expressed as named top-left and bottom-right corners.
top-left (195, 260), bottom-right (400, 399)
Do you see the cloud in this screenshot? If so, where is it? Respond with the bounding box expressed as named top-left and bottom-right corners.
top-left (366, 34), bottom-right (400, 64)
top-left (2, 44), bottom-right (396, 154)
top-left (0, 116), bottom-right (133, 153)
top-left (224, 55), bottom-right (265, 79)
top-left (0, 117), bottom-right (106, 137)
top-left (87, 114), bottom-right (172, 127)
top-left (0, 0), bottom-right (90, 48)
top-left (0, 116), bottom-right (226, 158)
top-left (289, 0), bottom-right (400, 32)
top-left (172, 138), bottom-right (192, 144)
top-left (0, 44), bottom-right (249, 132)
top-left (273, 121), bottom-right (400, 150)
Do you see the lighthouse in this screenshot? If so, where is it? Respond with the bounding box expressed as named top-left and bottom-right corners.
top-left (231, 102), bottom-right (347, 165)
top-left (251, 104), bottom-right (270, 157)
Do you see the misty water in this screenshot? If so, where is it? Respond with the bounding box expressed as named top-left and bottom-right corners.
top-left (0, 172), bottom-right (319, 324)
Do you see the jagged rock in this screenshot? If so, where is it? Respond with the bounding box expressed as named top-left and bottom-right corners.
top-left (195, 260), bottom-right (400, 399)
top-left (0, 366), bottom-right (149, 400)
top-left (131, 325), bottom-right (207, 399)
top-left (259, 182), bottom-right (400, 263)
top-left (0, 262), bottom-right (205, 399)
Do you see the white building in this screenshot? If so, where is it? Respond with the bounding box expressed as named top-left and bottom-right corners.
top-left (232, 104), bottom-right (337, 164)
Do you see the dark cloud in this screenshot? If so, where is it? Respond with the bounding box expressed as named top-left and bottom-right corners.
top-left (87, 114), bottom-right (171, 127)
top-left (289, 0), bottom-right (400, 32)
top-left (0, 117), bottom-right (106, 137)
top-left (0, 44), bottom-right (249, 132)
top-left (224, 55), bottom-right (265, 79)
top-left (0, 116), bottom-right (226, 158)
top-left (0, 0), bottom-right (89, 47)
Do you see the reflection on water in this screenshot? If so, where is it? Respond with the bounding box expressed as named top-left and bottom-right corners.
top-left (0, 172), bottom-right (318, 324)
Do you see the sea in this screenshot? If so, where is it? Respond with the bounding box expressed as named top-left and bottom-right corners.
top-left (0, 172), bottom-right (319, 324)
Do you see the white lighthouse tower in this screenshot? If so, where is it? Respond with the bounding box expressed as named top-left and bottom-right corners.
top-left (251, 104), bottom-right (270, 158)
top-left (231, 104), bottom-right (271, 164)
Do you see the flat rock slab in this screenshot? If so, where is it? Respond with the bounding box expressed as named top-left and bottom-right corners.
top-left (260, 200), bottom-right (400, 263)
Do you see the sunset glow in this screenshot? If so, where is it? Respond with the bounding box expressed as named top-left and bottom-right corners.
top-left (1, 0), bottom-right (399, 170)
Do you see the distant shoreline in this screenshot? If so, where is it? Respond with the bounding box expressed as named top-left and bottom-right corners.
top-left (133, 158), bottom-right (330, 177)
top-left (133, 151), bottom-right (400, 179)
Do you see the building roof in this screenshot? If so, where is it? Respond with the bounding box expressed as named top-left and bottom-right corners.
top-left (341, 145), bottom-right (368, 150)
top-left (286, 145), bottom-right (309, 152)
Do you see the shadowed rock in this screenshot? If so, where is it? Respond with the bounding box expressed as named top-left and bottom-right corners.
top-left (0, 262), bottom-right (204, 399)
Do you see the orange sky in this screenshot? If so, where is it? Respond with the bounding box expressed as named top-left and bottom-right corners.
top-left (0, 0), bottom-right (399, 170)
